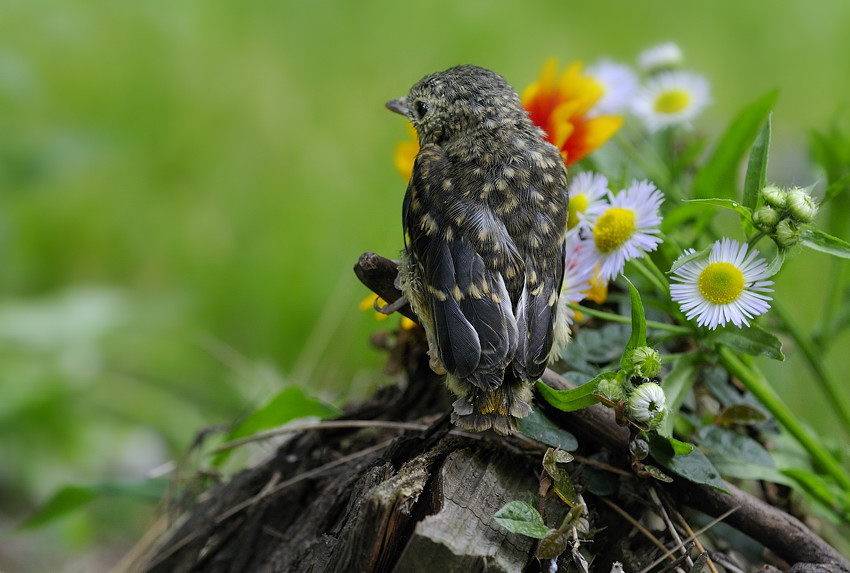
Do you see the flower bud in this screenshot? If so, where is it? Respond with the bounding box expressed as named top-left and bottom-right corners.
top-left (786, 187), bottom-right (818, 224)
top-left (774, 219), bottom-right (802, 249)
top-left (752, 206), bottom-right (780, 232)
top-left (627, 382), bottom-right (667, 428)
top-left (637, 42), bottom-right (683, 74)
top-left (629, 346), bottom-right (662, 379)
top-left (596, 374), bottom-right (626, 403)
top-left (761, 184), bottom-right (787, 209)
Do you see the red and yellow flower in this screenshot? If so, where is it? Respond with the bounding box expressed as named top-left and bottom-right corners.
top-left (522, 59), bottom-right (623, 166)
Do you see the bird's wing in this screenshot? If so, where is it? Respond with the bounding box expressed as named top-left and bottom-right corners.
top-left (513, 236), bottom-right (566, 381)
top-left (403, 144), bottom-right (521, 390)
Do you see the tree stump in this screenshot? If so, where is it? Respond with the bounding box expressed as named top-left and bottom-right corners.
top-left (126, 253), bottom-right (850, 573)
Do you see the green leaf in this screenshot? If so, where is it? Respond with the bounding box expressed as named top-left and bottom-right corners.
top-left (658, 354), bottom-right (700, 438)
top-left (19, 479), bottom-right (168, 529)
top-left (743, 115), bottom-right (772, 211)
top-left (765, 249), bottom-right (786, 276)
top-left (621, 277), bottom-right (647, 371)
top-left (801, 227), bottom-right (850, 259)
top-left (697, 426), bottom-right (791, 484)
top-left (518, 408), bottom-right (578, 451)
top-left (543, 448), bottom-right (579, 506)
top-left (698, 426), bottom-right (773, 466)
top-left (692, 90), bottom-right (779, 200)
top-left (667, 436), bottom-right (694, 455)
top-left (706, 324), bottom-right (784, 360)
top-left (494, 501), bottom-right (550, 539)
top-left (535, 376), bottom-right (603, 413)
top-left (214, 386), bottom-right (340, 465)
top-left (227, 386), bottom-right (339, 441)
top-left (648, 434), bottom-right (730, 493)
top-left (781, 468), bottom-right (838, 508)
top-left (714, 404), bottom-right (768, 425)
top-left (685, 198), bottom-right (753, 218)
top-left (821, 173), bottom-right (850, 206)
top-left (669, 245), bottom-right (712, 275)
top-left (20, 485), bottom-right (98, 529)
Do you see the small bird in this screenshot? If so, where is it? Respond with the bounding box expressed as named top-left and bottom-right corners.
top-left (386, 65), bottom-right (569, 435)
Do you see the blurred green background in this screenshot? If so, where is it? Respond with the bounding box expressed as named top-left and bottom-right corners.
top-left (1, 0), bottom-right (849, 570)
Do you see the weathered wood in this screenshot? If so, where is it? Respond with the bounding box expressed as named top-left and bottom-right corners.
top-left (126, 253), bottom-right (850, 572)
top-left (394, 447), bottom-right (538, 573)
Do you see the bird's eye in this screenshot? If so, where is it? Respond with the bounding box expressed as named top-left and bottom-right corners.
top-left (414, 99), bottom-right (430, 119)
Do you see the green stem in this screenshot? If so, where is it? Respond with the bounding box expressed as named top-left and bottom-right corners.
top-left (568, 303), bottom-right (691, 335)
top-left (628, 258), bottom-right (669, 296)
top-left (771, 301), bottom-right (850, 438)
top-left (718, 346), bottom-right (850, 490)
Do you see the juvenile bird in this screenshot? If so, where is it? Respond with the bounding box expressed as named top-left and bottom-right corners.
top-left (386, 65), bottom-right (569, 435)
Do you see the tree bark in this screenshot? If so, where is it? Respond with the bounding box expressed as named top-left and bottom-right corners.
top-left (126, 253), bottom-right (850, 573)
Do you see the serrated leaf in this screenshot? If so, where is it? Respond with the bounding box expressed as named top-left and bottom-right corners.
top-left (707, 324), bottom-right (784, 360)
top-left (536, 376), bottom-right (602, 413)
top-left (621, 278), bottom-right (647, 370)
top-left (494, 501), bottom-right (549, 539)
top-left (801, 227), bottom-right (850, 259)
top-left (518, 408), bottom-right (578, 451)
top-left (648, 434), bottom-right (730, 493)
top-left (692, 90), bottom-right (779, 200)
top-left (743, 115), bottom-right (771, 211)
top-left (685, 198), bottom-right (753, 218)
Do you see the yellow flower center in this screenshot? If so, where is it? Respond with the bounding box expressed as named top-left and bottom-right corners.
top-left (698, 262), bottom-right (745, 304)
top-left (654, 89), bottom-right (690, 114)
top-left (567, 194), bottom-right (589, 229)
top-left (593, 208), bottom-right (636, 253)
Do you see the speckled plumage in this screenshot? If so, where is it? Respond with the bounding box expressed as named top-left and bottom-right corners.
top-left (388, 65), bottom-right (569, 435)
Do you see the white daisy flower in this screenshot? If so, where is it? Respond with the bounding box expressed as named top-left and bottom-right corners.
top-left (583, 179), bottom-right (664, 282)
top-left (637, 42), bottom-right (683, 73)
top-left (566, 171), bottom-right (610, 236)
top-left (585, 59), bottom-right (639, 115)
top-left (631, 70), bottom-right (711, 132)
top-left (627, 382), bottom-right (667, 428)
top-left (550, 235), bottom-right (598, 358)
top-left (670, 238), bottom-right (774, 330)
top-left (560, 235), bottom-right (598, 323)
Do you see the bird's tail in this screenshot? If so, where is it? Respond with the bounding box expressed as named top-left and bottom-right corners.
top-left (447, 372), bottom-right (533, 436)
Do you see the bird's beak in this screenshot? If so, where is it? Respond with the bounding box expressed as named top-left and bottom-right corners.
top-left (385, 97), bottom-right (409, 116)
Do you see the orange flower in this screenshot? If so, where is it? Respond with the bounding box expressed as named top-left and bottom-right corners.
top-left (393, 123), bottom-right (419, 180)
top-left (521, 59), bottom-right (623, 166)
